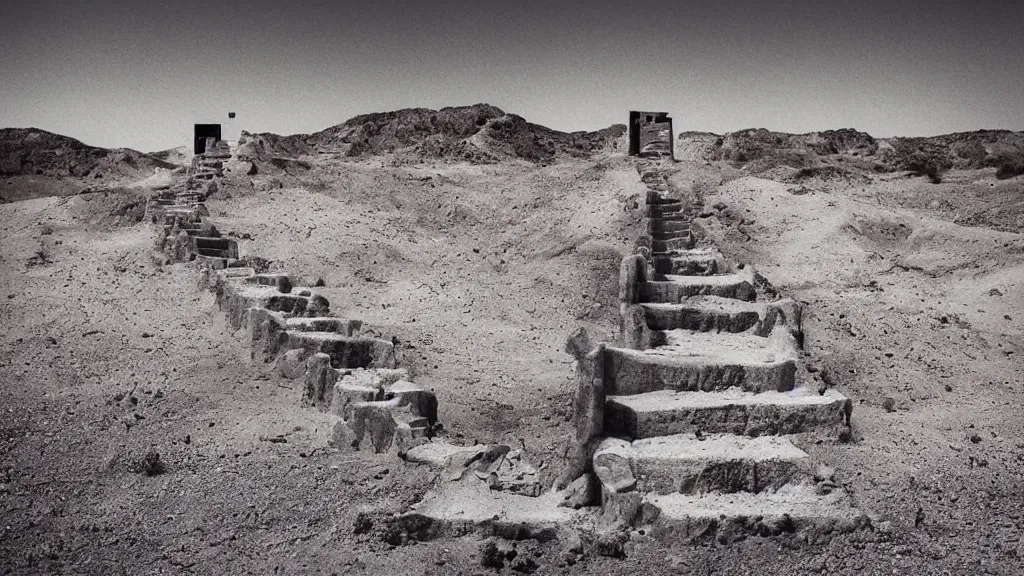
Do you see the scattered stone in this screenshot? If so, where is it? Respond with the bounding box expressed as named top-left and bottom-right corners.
top-left (511, 556), bottom-right (538, 573)
top-left (277, 348), bottom-right (307, 379)
top-left (276, 275), bottom-right (292, 294)
top-left (819, 368), bottom-right (836, 387)
top-left (988, 288), bottom-right (1003, 296)
top-left (480, 538), bottom-right (516, 570)
top-left (595, 528), bottom-right (628, 558)
top-left (882, 397), bottom-right (896, 413)
top-left (559, 529), bottom-right (584, 564)
top-left (970, 433), bottom-right (981, 444)
top-left (559, 472), bottom-right (598, 509)
top-left (135, 450), bottom-right (166, 476)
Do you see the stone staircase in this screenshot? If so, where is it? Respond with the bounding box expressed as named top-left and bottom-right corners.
top-left (573, 160), bottom-right (864, 542)
top-left (149, 140), bottom-right (441, 456)
top-left (145, 147), bottom-right (869, 549)
top-left (377, 160), bottom-right (869, 549)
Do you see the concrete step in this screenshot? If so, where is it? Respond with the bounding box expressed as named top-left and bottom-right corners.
top-left (194, 237), bottom-right (238, 259)
top-left (196, 255), bottom-right (241, 270)
top-left (246, 273), bottom-right (291, 287)
top-left (641, 297), bottom-right (765, 332)
top-left (219, 283), bottom-right (313, 327)
top-left (648, 212), bottom-right (687, 222)
top-left (649, 202), bottom-right (683, 215)
top-left (392, 481), bottom-right (585, 542)
top-left (215, 267), bottom-right (256, 279)
top-left (593, 433), bottom-right (809, 495)
top-left (651, 249), bottom-right (722, 276)
top-left (603, 332), bottom-right (797, 395)
top-left (648, 220), bottom-right (690, 235)
top-left (605, 387), bottom-right (852, 439)
top-left (283, 330), bottom-right (396, 369)
top-left (285, 317), bottom-right (361, 336)
top-left (638, 485), bottom-right (866, 542)
top-left (163, 226), bottom-right (203, 236)
top-left (651, 236), bottom-right (695, 252)
top-left (197, 247), bottom-right (232, 259)
top-left (647, 191), bottom-right (680, 204)
top-left (641, 273), bottom-right (756, 303)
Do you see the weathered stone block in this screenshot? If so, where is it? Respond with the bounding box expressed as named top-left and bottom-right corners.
top-left (303, 352), bottom-right (338, 406)
top-left (333, 402), bottom-right (429, 453)
top-left (276, 348), bottom-right (307, 379)
top-left (618, 255), bottom-right (647, 306)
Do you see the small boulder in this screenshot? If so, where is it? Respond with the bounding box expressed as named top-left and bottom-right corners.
top-left (277, 348), bottom-right (307, 379)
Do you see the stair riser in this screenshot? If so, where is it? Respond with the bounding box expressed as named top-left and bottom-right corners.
top-left (628, 458), bottom-right (806, 495)
top-left (644, 307), bottom-right (759, 333)
top-left (649, 204), bottom-right (683, 216)
top-left (640, 506), bottom-right (866, 544)
top-left (284, 333), bottom-right (396, 370)
top-left (640, 281), bottom-right (756, 303)
top-left (648, 221), bottom-right (690, 235)
top-left (605, 399), bottom-right (852, 439)
top-left (604, 352), bottom-right (796, 395)
top-left (198, 248), bottom-right (231, 259)
top-left (651, 238), bottom-right (695, 252)
top-left (651, 256), bottom-right (718, 276)
top-left (218, 289), bottom-right (311, 330)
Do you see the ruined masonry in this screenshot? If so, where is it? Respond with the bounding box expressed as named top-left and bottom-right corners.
top-left (147, 143), bottom-right (869, 548)
top-left (564, 159), bottom-right (866, 542)
top-left (148, 139), bottom-right (440, 454)
top-left (380, 160), bottom-right (870, 548)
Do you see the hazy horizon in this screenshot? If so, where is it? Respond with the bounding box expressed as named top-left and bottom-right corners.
top-left (2, 0), bottom-right (1022, 152)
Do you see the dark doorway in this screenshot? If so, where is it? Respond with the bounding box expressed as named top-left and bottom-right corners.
top-left (194, 124), bottom-right (222, 154)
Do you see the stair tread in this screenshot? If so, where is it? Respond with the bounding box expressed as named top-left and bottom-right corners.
top-left (597, 433), bottom-right (807, 462)
top-left (285, 330), bottom-right (381, 342)
top-left (608, 386), bottom-right (848, 411)
top-left (655, 273), bottom-right (750, 286)
top-left (643, 484), bottom-right (856, 520)
top-left (642, 296), bottom-right (765, 314)
top-left (609, 331), bottom-right (793, 365)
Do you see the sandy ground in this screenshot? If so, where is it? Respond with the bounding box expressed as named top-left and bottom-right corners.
top-left (1, 155), bottom-right (1022, 574)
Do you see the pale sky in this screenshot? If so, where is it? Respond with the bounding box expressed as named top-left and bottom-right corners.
top-left (1, 0), bottom-right (1022, 151)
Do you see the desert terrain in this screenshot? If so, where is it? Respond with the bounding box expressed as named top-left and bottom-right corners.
top-left (1, 106), bottom-right (1022, 574)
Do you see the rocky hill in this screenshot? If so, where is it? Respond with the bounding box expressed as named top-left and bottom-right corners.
top-left (679, 128), bottom-right (1024, 179)
top-left (0, 128), bottom-right (180, 202)
top-left (237, 104), bottom-right (627, 166)
top-left (0, 128), bottom-right (178, 178)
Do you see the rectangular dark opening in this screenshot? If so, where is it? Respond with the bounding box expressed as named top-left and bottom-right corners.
top-left (194, 124), bottom-right (222, 154)
top-left (628, 111), bottom-right (673, 158)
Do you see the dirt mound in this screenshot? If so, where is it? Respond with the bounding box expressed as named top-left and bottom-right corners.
top-left (237, 104), bottom-right (626, 166)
